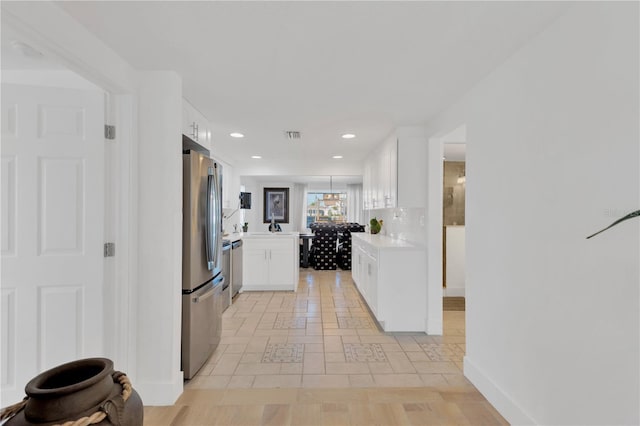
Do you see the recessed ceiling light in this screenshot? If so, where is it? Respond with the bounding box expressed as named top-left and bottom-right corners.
top-left (341, 133), bottom-right (356, 139)
top-left (251, 155), bottom-right (262, 159)
top-left (332, 155), bottom-right (343, 159)
top-left (230, 132), bottom-right (244, 138)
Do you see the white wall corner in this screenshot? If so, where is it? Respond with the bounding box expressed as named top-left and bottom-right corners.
top-left (426, 315), bottom-right (443, 335)
top-left (135, 372), bottom-right (184, 406)
top-left (135, 71), bottom-right (184, 405)
top-left (425, 137), bottom-right (444, 336)
top-left (464, 356), bottom-right (537, 425)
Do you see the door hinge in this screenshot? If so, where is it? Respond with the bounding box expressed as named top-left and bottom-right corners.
top-left (104, 242), bottom-right (115, 257)
top-left (104, 125), bottom-right (116, 140)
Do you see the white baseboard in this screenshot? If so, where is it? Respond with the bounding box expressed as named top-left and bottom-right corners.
top-left (444, 288), bottom-right (465, 297)
top-left (135, 372), bottom-right (183, 406)
top-left (426, 315), bottom-right (443, 335)
top-left (464, 356), bottom-right (537, 425)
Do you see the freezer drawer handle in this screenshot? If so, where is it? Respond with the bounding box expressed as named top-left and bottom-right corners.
top-left (193, 277), bottom-right (225, 303)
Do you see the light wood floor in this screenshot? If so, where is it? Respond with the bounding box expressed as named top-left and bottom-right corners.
top-left (144, 270), bottom-right (508, 425)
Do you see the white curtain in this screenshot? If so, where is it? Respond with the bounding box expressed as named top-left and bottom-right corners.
top-left (293, 183), bottom-right (309, 232)
top-left (346, 183), bottom-right (363, 224)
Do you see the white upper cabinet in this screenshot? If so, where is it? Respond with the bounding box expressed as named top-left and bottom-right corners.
top-left (182, 99), bottom-right (211, 151)
top-left (363, 129), bottom-right (426, 210)
top-left (182, 99), bottom-right (239, 209)
top-left (387, 139), bottom-right (398, 207)
top-left (217, 159), bottom-right (239, 209)
top-left (364, 135), bottom-right (398, 209)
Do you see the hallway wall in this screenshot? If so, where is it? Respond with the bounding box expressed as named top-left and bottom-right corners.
top-left (424, 3), bottom-right (639, 425)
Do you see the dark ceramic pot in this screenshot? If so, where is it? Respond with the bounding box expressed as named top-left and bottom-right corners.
top-left (6, 358), bottom-right (143, 426)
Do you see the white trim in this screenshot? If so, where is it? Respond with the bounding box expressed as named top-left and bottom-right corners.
top-left (135, 374), bottom-right (184, 406)
top-left (444, 288), bottom-right (466, 297)
top-left (464, 356), bottom-right (537, 425)
top-left (426, 315), bottom-right (443, 335)
top-left (114, 94), bottom-right (138, 379)
top-left (425, 137), bottom-right (444, 335)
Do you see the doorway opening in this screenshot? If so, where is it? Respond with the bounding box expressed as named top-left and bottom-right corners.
top-left (441, 127), bottom-right (466, 312)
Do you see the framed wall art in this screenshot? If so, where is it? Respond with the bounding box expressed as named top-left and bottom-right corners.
top-left (263, 187), bottom-right (289, 223)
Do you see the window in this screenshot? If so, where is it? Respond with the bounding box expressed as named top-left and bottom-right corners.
top-left (306, 192), bottom-right (347, 227)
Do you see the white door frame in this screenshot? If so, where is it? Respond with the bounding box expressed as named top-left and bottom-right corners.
top-left (1, 14), bottom-right (138, 378)
top-left (425, 123), bottom-right (467, 335)
top-left (426, 136), bottom-right (445, 335)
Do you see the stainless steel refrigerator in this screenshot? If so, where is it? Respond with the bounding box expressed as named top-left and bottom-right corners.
top-left (181, 150), bottom-right (224, 379)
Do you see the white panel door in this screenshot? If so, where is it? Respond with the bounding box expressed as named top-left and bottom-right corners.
top-left (1, 84), bottom-right (105, 404)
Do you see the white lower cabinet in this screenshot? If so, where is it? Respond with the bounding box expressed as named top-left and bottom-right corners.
top-left (242, 235), bottom-right (299, 291)
top-left (351, 234), bottom-right (426, 332)
top-left (365, 252), bottom-right (378, 317)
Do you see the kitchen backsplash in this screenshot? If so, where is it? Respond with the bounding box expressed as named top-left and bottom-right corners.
top-left (365, 207), bottom-right (427, 246)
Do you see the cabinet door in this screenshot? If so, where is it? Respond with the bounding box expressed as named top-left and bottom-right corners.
top-left (269, 247), bottom-right (295, 286)
top-left (378, 148), bottom-right (389, 208)
top-left (243, 248), bottom-right (268, 286)
top-left (357, 246), bottom-right (367, 291)
top-left (363, 160), bottom-right (371, 210)
top-left (215, 158), bottom-right (233, 209)
top-left (183, 100), bottom-right (210, 149)
top-left (223, 163), bottom-right (232, 209)
top-left (182, 103), bottom-right (192, 136)
top-left (196, 119), bottom-right (210, 148)
top-left (366, 253), bottom-right (378, 316)
top-left (183, 101), bottom-right (199, 141)
top-left (351, 243), bottom-right (360, 284)
top-left (387, 138), bottom-right (398, 208)
top-left (371, 156), bottom-right (380, 209)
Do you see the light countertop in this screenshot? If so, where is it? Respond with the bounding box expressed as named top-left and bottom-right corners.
top-left (223, 232), bottom-right (244, 243)
top-left (242, 231), bottom-right (299, 239)
top-left (351, 233), bottom-right (425, 250)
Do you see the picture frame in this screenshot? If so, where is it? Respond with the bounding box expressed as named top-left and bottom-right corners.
top-left (263, 187), bottom-right (289, 223)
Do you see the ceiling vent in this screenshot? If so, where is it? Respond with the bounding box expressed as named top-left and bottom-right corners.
top-left (284, 131), bottom-right (301, 140)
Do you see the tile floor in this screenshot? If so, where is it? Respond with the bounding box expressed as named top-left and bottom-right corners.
top-left (186, 270), bottom-right (468, 390)
top-left (145, 270), bottom-right (508, 425)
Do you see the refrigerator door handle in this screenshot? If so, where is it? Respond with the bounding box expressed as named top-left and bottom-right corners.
top-left (205, 171), bottom-right (215, 270)
top-left (211, 164), bottom-right (222, 270)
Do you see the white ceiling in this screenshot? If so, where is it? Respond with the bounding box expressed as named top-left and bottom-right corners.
top-left (46, 2), bottom-right (568, 172)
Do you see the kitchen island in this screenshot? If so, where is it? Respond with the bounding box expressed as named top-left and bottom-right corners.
top-left (241, 232), bottom-right (299, 291)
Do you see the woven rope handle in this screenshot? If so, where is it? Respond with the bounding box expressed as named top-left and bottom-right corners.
top-left (0, 373), bottom-right (133, 426)
top-left (0, 399), bottom-right (28, 421)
